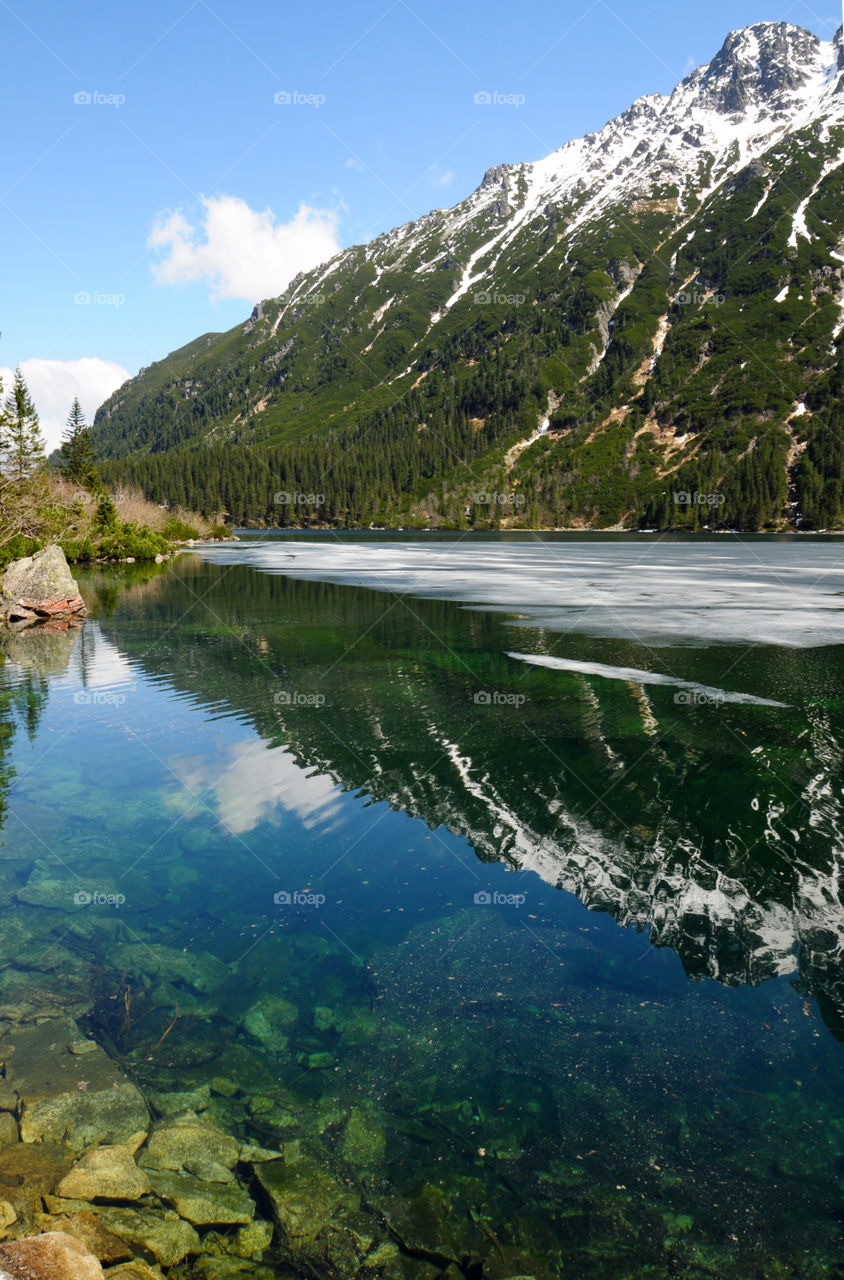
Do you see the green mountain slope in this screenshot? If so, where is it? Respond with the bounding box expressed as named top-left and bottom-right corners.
top-left (95, 22), bottom-right (844, 530)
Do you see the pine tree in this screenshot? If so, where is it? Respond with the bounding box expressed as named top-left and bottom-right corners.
top-left (2, 367), bottom-right (45, 483)
top-left (58, 397), bottom-right (100, 489)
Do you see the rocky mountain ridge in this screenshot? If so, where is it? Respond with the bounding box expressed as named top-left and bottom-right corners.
top-left (95, 22), bottom-right (844, 531)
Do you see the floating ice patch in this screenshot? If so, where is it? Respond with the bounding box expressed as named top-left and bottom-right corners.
top-left (506, 653), bottom-right (789, 707)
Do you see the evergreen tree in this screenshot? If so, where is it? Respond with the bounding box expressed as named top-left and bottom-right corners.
top-left (58, 397), bottom-right (100, 489)
top-left (2, 367), bottom-right (45, 483)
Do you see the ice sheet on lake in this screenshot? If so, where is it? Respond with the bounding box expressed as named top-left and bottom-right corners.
top-left (197, 538), bottom-right (844, 648)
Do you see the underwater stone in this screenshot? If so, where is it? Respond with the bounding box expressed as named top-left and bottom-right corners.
top-left (149, 1085), bottom-right (211, 1116)
top-left (254, 1157), bottom-right (359, 1242)
top-left (36, 1211), bottom-right (134, 1264)
top-left (0, 1144), bottom-right (74, 1229)
top-left (374, 1182), bottom-right (489, 1273)
top-left (241, 995), bottom-right (297, 1053)
top-left (93, 1207), bottom-right (199, 1267)
top-left (304, 1052), bottom-right (333, 1070)
top-left (138, 1118), bottom-right (240, 1175)
top-left (0, 1085), bottom-right (19, 1112)
top-left (0, 1200), bottom-right (15, 1232)
top-left (0, 968), bottom-right (93, 1024)
top-left (210, 1077), bottom-right (238, 1097)
top-left (334, 1009), bottom-right (380, 1044)
top-left (188, 1259), bottom-right (277, 1280)
top-left (0, 1112), bottom-right (18, 1146)
top-left (313, 1006), bottom-right (334, 1031)
top-left (56, 1145), bottom-right (151, 1201)
top-left (146, 1170), bottom-right (255, 1226)
top-left (0, 1230), bottom-right (104, 1280)
top-left (2, 1019), bottom-right (149, 1150)
top-left (232, 1219), bottom-right (273, 1258)
top-left (5, 1233), bottom-right (103, 1279)
top-left (342, 1107), bottom-right (387, 1169)
top-left (238, 1142), bottom-right (283, 1163)
top-left (111, 943), bottom-right (229, 994)
top-left (105, 1263), bottom-right (165, 1280)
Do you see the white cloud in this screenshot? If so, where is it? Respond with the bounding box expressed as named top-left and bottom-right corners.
top-left (149, 194), bottom-right (342, 303)
top-left (169, 739), bottom-right (345, 836)
top-left (430, 169), bottom-right (454, 187)
top-left (0, 357), bottom-right (130, 453)
top-left (344, 156), bottom-right (365, 172)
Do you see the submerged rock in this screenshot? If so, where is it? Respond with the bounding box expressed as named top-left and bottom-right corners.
top-left (36, 1211), bottom-right (134, 1265)
top-left (0, 546), bottom-right (86, 628)
top-left (241, 995), bottom-right (297, 1053)
top-left (56, 1144), bottom-right (151, 1201)
top-left (138, 1116), bottom-right (240, 1179)
top-left (188, 1259), bottom-right (277, 1280)
top-left (342, 1106), bottom-right (387, 1169)
top-left (0, 968), bottom-right (93, 1024)
top-left (0, 1018), bottom-right (149, 1149)
top-left (374, 1182), bottom-right (490, 1274)
top-left (105, 1263), bottom-right (164, 1280)
top-left (0, 1113), bottom-right (18, 1146)
top-left (149, 1085), bottom-right (211, 1116)
top-left (0, 1143), bottom-right (75, 1230)
top-left (111, 943), bottom-right (229, 994)
top-left (312, 1006), bottom-right (334, 1031)
top-left (93, 1207), bottom-right (199, 1267)
top-left (255, 1155), bottom-right (358, 1243)
top-left (145, 1170), bottom-right (255, 1226)
top-left (0, 1230), bottom-right (104, 1279)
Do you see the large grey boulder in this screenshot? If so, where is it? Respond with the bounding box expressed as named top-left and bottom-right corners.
top-left (0, 546), bottom-right (85, 628)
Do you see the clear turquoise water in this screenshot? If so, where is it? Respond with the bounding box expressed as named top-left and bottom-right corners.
top-left (2, 535), bottom-right (844, 1278)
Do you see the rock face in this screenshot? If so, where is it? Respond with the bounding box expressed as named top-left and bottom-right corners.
top-left (0, 546), bottom-right (86, 628)
top-left (0, 1230), bottom-right (105, 1279)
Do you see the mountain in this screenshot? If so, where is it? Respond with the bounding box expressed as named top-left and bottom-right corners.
top-left (95, 22), bottom-right (844, 530)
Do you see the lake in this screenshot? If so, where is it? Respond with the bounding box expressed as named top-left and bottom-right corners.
top-left (2, 532), bottom-right (844, 1279)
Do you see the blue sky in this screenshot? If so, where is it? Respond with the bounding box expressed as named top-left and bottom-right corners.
top-left (2, 0), bottom-right (842, 445)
